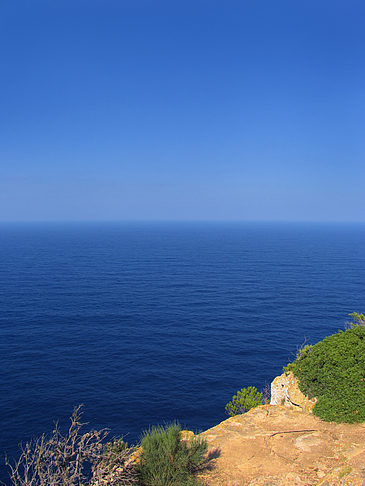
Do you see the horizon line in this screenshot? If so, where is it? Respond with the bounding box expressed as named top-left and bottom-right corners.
top-left (1, 219), bottom-right (365, 224)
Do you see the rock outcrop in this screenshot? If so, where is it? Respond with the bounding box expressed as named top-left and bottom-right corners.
top-left (270, 371), bottom-right (316, 413)
top-left (106, 371), bottom-right (364, 485)
top-left (198, 405), bottom-right (365, 485)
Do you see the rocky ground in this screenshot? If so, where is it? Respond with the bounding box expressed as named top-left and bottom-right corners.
top-left (197, 405), bottom-right (365, 486)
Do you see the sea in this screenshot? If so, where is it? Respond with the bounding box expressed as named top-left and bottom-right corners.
top-left (1, 221), bottom-right (365, 482)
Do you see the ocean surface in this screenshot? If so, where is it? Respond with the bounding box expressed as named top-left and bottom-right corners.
top-left (1, 222), bottom-right (365, 482)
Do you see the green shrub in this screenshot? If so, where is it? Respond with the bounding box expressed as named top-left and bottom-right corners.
top-left (285, 324), bottom-right (365, 423)
top-left (225, 386), bottom-right (263, 416)
top-left (136, 423), bottom-right (207, 486)
top-left (348, 312), bottom-right (365, 327)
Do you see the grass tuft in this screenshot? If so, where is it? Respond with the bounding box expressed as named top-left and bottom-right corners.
top-left (136, 422), bottom-right (207, 486)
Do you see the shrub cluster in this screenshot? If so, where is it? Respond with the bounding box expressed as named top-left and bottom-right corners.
top-left (5, 411), bottom-right (208, 486)
top-left (285, 324), bottom-right (365, 423)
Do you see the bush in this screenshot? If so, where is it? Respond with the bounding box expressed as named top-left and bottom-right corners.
top-left (348, 312), bottom-right (365, 327)
top-left (6, 406), bottom-right (137, 486)
top-left (6, 405), bottom-right (108, 486)
top-left (136, 423), bottom-right (207, 486)
top-left (285, 324), bottom-right (365, 423)
top-left (225, 386), bottom-right (263, 416)
top-left (92, 438), bottom-right (138, 485)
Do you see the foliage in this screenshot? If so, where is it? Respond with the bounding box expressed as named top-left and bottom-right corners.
top-left (136, 423), bottom-right (207, 486)
top-left (285, 324), bottom-right (365, 423)
top-left (348, 312), bottom-right (365, 327)
top-left (294, 343), bottom-right (313, 361)
top-left (225, 386), bottom-right (263, 417)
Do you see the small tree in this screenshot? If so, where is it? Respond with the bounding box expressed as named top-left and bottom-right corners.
top-left (225, 386), bottom-right (263, 417)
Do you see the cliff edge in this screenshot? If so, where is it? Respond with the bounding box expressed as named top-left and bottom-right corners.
top-left (198, 404), bottom-right (365, 485)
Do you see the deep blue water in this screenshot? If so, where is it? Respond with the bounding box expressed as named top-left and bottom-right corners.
top-left (1, 222), bottom-right (365, 482)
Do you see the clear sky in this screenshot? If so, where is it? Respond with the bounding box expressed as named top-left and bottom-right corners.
top-left (1, 0), bottom-right (364, 222)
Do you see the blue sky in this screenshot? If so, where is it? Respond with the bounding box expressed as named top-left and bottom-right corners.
top-left (1, 0), bottom-right (364, 222)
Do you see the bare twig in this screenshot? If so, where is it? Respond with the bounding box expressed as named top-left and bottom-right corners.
top-left (5, 405), bottom-right (113, 486)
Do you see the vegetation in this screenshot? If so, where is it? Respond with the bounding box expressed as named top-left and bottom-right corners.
top-left (5, 412), bottom-right (208, 486)
top-left (225, 386), bottom-right (264, 416)
top-left (92, 438), bottom-right (138, 485)
top-left (348, 312), bottom-right (365, 327)
top-left (5, 407), bottom-right (137, 486)
top-left (5, 405), bottom-right (110, 486)
top-left (136, 423), bottom-right (207, 486)
top-left (285, 320), bottom-right (365, 423)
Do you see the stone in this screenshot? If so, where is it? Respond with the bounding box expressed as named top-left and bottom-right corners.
top-left (198, 405), bottom-right (365, 486)
top-left (270, 371), bottom-right (316, 412)
top-left (180, 430), bottom-right (195, 442)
